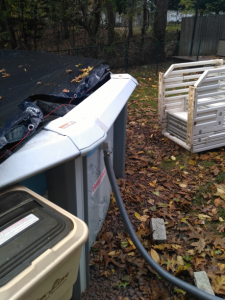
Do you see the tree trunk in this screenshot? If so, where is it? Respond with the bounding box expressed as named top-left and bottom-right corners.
top-left (0, 0), bottom-right (17, 49)
top-left (128, 16), bottom-right (133, 38)
top-left (153, 0), bottom-right (168, 43)
top-left (128, 0), bottom-right (135, 38)
top-left (20, 0), bottom-right (28, 49)
top-left (141, 0), bottom-right (148, 40)
top-left (106, 0), bottom-right (115, 44)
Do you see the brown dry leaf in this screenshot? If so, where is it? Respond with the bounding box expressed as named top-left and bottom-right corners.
top-left (150, 249), bottom-right (160, 263)
top-left (62, 88), bottom-right (69, 92)
top-left (212, 208), bottom-right (218, 215)
top-left (37, 82), bottom-right (41, 85)
top-left (66, 69), bottom-right (72, 74)
top-left (177, 256), bottom-right (184, 266)
top-left (218, 263), bottom-right (225, 271)
top-left (153, 244), bottom-right (181, 250)
top-left (108, 250), bottom-right (120, 256)
top-left (161, 255), bottom-right (176, 272)
top-left (139, 215), bottom-right (150, 222)
top-left (201, 154), bottom-right (210, 160)
top-left (2, 73), bottom-right (10, 77)
top-left (219, 224), bottom-right (225, 233)
top-left (198, 214), bottom-right (211, 220)
top-left (211, 275), bottom-right (225, 295)
top-left (0, 69), bottom-right (6, 72)
top-left (215, 198), bottom-right (221, 207)
top-left (0, 96), bottom-right (2, 100)
top-left (149, 180), bottom-right (157, 187)
top-left (127, 252), bottom-right (135, 256)
top-left (191, 238), bottom-right (206, 253)
top-left (147, 199), bottom-right (155, 205)
top-left (179, 183), bottom-right (187, 188)
top-left (99, 270), bottom-right (111, 277)
top-left (187, 249), bottom-right (195, 255)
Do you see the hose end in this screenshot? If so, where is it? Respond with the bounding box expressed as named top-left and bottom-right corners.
top-left (102, 141), bottom-right (112, 157)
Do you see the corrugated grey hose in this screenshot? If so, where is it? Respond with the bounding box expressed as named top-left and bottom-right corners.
top-left (103, 148), bottom-right (222, 300)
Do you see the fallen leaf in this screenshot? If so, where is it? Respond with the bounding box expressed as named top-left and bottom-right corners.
top-left (215, 198), bottom-right (221, 207)
top-left (149, 180), bottom-right (157, 187)
top-left (127, 252), bottom-right (135, 256)
top-left (191, 238), bottom-right (206, 253)
top-left (134, 212), bottom-right (140, 219)
top-left (2, 73), bottom-right (10, 77)
top-left (37, 82), bottom-right (41, 85)
top-left (171, 156), bottom-right (176, 160)
top-left (147, 199), bottom-right (155, 205)
top-left (66, 69), bottom-right (72, 74)
top-left (75, 64), bottom-right (82, 67)
top-left (198, 214), bottom-right (211, 220)
top-left (139, 215), bottom-right (150, 222)
top-left (174, 288), bottom-right (186, 295)
top-left (219, 217), bottom-right (224, 222)
top-left (137, 151), bottom-right (144, 154)
top-left (218, 263), bottom-right (225, 271)
top-left (62, 88), bottom-right (69, 92)
top-left (157, 203), bottom-right (169, 207)
top-left (177, 256), bottom-right (184, 266)
top-left (150, 249), bottom-right (160, 263)
top-left (127, 238), bottom-right (136, 249)
top-left (150, 206), bottom-right (157, 211)
top-left (179, 183), bottom-right (187, 188)
top-left (153, 191), bottom-right (160, 196)
top-left (211, 275), bottom-right (225, 294)
top-left (188, 159), bottom-right (197, 165)
top-left (187, 249), bottom-right (195, 255)
top-left (212, 208), bottom-right (218, 214)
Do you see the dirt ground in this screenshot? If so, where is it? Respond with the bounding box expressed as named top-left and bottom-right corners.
top-left (82, 63), bottom-right (225, 300)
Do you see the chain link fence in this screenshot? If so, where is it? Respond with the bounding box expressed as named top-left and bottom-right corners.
top-left (50, 39), bottom-right (202, 73)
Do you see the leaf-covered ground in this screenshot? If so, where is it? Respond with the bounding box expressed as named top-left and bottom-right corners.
top-left (82, 63), bottom-right (225, 300)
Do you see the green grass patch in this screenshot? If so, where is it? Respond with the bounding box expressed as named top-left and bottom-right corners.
top-left (218, 207), bottom-right (225, 220)
top-left (199, 161), bottom-right (214, 168)
top-left (148, 100), bottom-right (157, 109)
top-left (161, 159), bottom-right (176, 170)
top-left (160, 154), bottom-right (188, 171)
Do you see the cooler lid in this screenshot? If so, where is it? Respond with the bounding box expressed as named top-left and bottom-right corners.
top-left (0, 190), bottom-right (72, 287)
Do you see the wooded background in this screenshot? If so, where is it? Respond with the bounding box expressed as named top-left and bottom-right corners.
top-left (0, 0), bottom-right (180, 51)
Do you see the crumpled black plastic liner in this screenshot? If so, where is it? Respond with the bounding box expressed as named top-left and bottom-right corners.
top-left (0, 62), bottom-right (110, 164)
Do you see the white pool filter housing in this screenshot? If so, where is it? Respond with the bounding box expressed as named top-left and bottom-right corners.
top-left (0, 185), bottom-right (88, 300)
top-left (0, 73), bottom-right (138, 299)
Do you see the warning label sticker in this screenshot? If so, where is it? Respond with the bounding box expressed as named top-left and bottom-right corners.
top-left (92, 167), bottom-right (106, 196)
top-left (0, 214), bottom-right (39, 246)
top-left (59, 121), bottom-right (76, 129)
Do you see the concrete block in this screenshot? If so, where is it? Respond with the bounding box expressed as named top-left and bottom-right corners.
top-left (150, 218), bottom-right (167, 244)
top-left (194, 271), bottom-right (215, 295)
